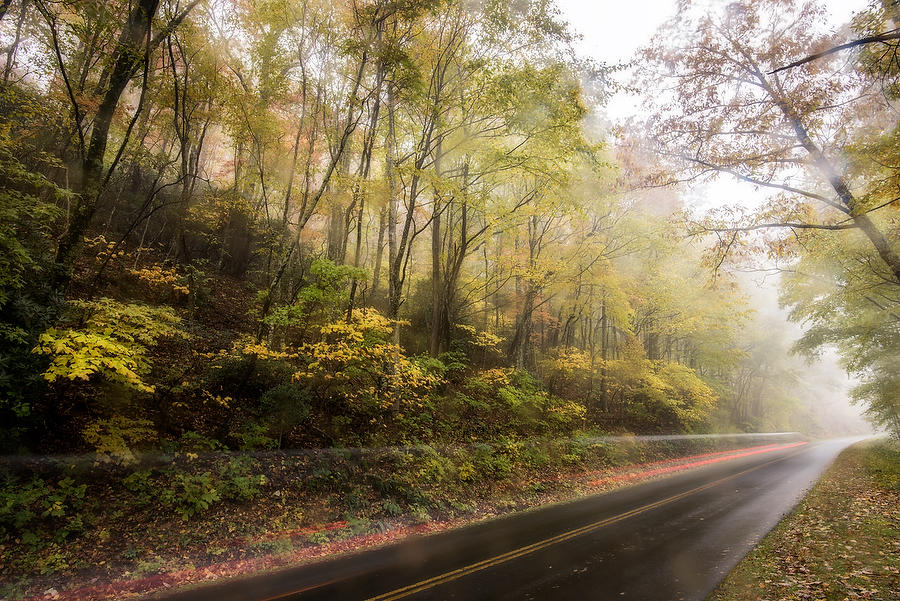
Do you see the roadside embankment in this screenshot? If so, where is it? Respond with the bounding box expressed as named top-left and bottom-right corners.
top-left (1, 433), bottom-right (803, 601)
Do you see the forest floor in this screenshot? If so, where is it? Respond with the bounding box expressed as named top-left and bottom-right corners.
top-left (1, 440), bottom-right (787, 601)
top-left (709, 438), bottom-right (900, 601)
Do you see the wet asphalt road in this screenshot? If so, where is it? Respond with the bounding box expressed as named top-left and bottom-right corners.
top-left (158, 437), bottom-right (865, 601)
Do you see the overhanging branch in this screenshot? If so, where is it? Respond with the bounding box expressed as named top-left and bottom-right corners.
top-left (696, 221), bottom-right (857, 233)
top-left (770, 30), bottom-right (900, 74)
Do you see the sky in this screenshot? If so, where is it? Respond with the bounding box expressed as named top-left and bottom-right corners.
top-left (557, 0), bottom-right (871, 210)
top-left (558, 0), bottom-right (870, 124)
top-left (557, 0), bottom-right (870, 66)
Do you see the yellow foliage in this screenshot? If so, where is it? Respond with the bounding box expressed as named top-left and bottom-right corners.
top-left (34, 299), bottom-right (184, 393)
top-left (130, 265), bottom-right (190, 295)
top-left (547, 399), bottom-right (587, 422)
top-left (456, 324), bottom-right (505, 349)
top-left (82, 416), bottom-right (156, 465)
top-left (480, 368), bottom-right (513, 387)
top-left (294, 309), bottom-right (438, 412)
top-left (541, 348), bottom-right (592, 373)
top-left (236, 340), bottom-right (299, 361)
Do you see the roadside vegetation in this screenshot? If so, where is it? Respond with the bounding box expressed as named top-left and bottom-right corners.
top-left (710, 439), bottom-right (900, 601)
top-left (2, 435), bottom-right (786, 599)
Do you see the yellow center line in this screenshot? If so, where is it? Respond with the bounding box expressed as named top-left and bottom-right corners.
top-left (363, 444), bottom-right (809, 601)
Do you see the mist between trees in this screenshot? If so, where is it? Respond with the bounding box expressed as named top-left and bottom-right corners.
top-left (0, 0), bottom-right (891, 467)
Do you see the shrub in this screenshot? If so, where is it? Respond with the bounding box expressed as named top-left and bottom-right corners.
top-left (218, 457), bottom-right (267, 502)
top-left (237, 422), bottom-right (277, 451)
top-left (0, 476), bottom-right (86, 545)
top-left (122, 469), bottom-right (154, 505)
top-left (81, 416), bottom-right (156, 465)
top-left (539, 348), bottom-right (593, 400)
top-left (382, 499), bottom-right (402, 516)
top-left (471, 443), bottom-right (513, 479)
top-left (295, 309), bottom-right (440, 422)
top-left (264, 258), bottom-right (366, 345)
top-left (606, 358), bottom-right (718, 432)
top-left (121, 456), bottom-right (267, 520)
top-left (34, 298), bottom-right (184, 394)
top-left (259, 383), bottom-right (311, 447)
top-left (160, 472), bottom-right (220, 521)
top-left (178, 431), bottom-right (224, 452)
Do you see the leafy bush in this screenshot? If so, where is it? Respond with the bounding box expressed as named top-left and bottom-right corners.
top-left (399, 446), bottom-right (453, 486)
top-left (81, 416), bottom-right (156, 464)
top-left (0, 476), bottom-right (86, 545)
top-left (470, 443), bottom-right (513, 479)
top-left (382, 499), bottom-right (402, 516)
top-left (456, 368), bottom-right (586, 438)
top-left (264, 258), bottom-right (366, 345)
top-left (34, 298), bottom-right (184, 393)
top-left (160, 472), bottom-right (220, 521)
top-left (295, 309), bottom-right (440, 422)
top-left (121, 456), bottom-right (267, 520)
top-left (0, 119), bottom-right (65, 333)
top-left (122, 469), bottom-right (155, 505)
top-left (260, 383), bottom-right (311, 447)
top-left (219, 457), bottom-right (267, 502)
top-left (539, 348), bottom-right (594, 400)
top-left (237, 422), bottom-right (277, 451)
top-left (178, 431), bottom-right (224, 452)
top-left (606, 358), bottom-right (718, 432)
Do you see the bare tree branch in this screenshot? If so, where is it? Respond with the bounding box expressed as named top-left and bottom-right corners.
top-left (770, 30), bottom-right (900, 74)
top-left (681, 155), bottom-right (852, 215)
top-left (34, 1), bottom-right (86, 154)
top-left (697, 221), bottom-right (857, 233)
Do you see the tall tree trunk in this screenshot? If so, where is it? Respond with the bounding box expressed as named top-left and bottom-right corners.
top-left (372, 207), bottom-right (387, 295)
top-left (54, 0), bottom-right (161, 278)
top-left (600, 298), bottom-right (609, 411)
top-left (326, 202), bottom-right (348, 264)
top-left (347, 63), bottom-right (382, 317)
top-left (2, 0), bottom-right (27, 84)
top-left (765, 79), bottom-right (900, 285)
top-left (508, 287), bottom-right (535, 370)
top-left (255, 44), bottom-right (370, 338)
top-left (647, 330), bottom-right (659, 361)
top-left (437, 161), bottom-right (469, 353)
top-left (386, 84), bottom-right (400, 321)
top-left (429, 143), bottom-right (443, 357)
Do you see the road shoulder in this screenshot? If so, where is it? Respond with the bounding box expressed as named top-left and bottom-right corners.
top-left (709, 439), bottom-right (900, 601)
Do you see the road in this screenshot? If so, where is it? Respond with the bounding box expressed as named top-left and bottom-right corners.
top-left (158, 437), bottom-right (865, 601)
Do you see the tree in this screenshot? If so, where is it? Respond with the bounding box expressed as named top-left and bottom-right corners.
top-left (641, 0), bottom-right (900, 434)
top-left (34, 0), bottom-right (201, 281)
top-left (641, 0), bottom-right (900, 285)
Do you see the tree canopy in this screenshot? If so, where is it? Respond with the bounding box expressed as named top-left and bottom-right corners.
top-left (0, 0), bottom-right (882, 463)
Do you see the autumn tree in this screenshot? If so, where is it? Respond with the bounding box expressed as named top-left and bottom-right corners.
top-left (641, 0), bottom-right (899, 284)
top-left (641, 0), bottom-right (899, 434)
top-left (33, 0), bottom-right (201, 280)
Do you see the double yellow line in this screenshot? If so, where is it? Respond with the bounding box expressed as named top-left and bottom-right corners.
top-left (363, 445), bottom-right (807, 601)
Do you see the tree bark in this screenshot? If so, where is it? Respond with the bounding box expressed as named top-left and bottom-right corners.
top-left (2, 0), bottom-right (27, 84)
top-left (386, 84), bottom-right (400, 320)
top-left (372, 207), bottom-right (387, 295)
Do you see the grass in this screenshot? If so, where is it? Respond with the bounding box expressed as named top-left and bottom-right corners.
top-left (709, 438), bottom-right (900, 601)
